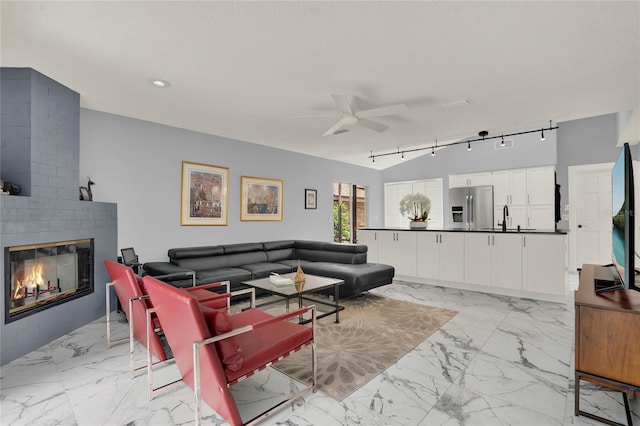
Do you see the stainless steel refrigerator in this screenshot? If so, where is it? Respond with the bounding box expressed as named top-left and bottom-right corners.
top-left (449, 185), bottom-right (494, 229)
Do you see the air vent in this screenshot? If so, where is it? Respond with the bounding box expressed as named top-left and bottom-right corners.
top-left (495, 139), bottom-right (513, 150)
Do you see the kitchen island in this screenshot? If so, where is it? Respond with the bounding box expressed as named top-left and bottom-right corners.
top-left (359, 227), bottom-right (568, 302)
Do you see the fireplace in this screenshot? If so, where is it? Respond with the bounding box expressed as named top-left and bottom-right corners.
top-left (5, 239), bottom-right (94, 323)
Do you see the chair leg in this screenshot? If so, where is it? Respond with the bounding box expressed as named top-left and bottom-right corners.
top-left (106, 282), bottom-right (127, 349)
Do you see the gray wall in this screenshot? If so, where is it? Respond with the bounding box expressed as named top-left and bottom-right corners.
top-left (0, 68), bottom-right (117, 365)
top-left (79, 110), bottom-right (382, 262)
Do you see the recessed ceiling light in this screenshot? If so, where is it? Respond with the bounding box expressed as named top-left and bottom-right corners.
top-left (150, 79), bottom-right (171, 88)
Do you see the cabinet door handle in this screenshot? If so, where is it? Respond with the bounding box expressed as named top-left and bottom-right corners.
top-left (492, 236), bottom-right (495, 245)
top-left (523, 236), bottom-right (526, 247)
top-left (488, 235), bottom-right (490, 245)
top-left (436, 234), bottom-right (439, 243)
top-left (374, 232), bottom-right (377, 241)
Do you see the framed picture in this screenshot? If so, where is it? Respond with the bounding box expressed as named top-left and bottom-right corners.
top-left (305, 188), bottom-right (317, 209)
top-left (240, 176), bottom-right (283, 221)
top-left (181, 161), bottom-right (229, 226)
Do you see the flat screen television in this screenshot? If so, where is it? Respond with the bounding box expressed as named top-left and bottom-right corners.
top-left (597, 142), bottom-right (639, 294)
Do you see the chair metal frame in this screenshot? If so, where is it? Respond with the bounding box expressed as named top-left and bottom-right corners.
top-left (193, 303), bottom-right (317, 425)
top-left (105, 267), bottom-right (232, 400)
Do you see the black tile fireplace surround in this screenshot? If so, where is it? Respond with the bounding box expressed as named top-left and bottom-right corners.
top-left (4, 239), bottom-right (94, 324)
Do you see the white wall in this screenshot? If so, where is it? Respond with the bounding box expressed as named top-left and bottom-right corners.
top-left (79, 109), bottom-right (383, 262)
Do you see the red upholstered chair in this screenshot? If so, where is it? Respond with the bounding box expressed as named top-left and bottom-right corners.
top-left (104, 260), bottom-right (231, 399)
top-left (142, 275), bottom-right (317, 426)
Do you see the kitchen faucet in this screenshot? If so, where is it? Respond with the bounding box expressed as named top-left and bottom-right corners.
top-left (501, 205), bottom-right (509, 232)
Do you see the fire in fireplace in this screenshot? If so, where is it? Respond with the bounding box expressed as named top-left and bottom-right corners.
top-left (5, 239), bottom-right (94, 323)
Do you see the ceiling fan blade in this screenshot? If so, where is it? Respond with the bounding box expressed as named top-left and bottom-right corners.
top-left (358, 119), bottom-right (389, 133)
top-left (322, 120), bottom-right (347, 136)
top-left (356, 103), bottom-right (408, 118)
top-left (289, 114), bottom-right (339, 119)
top-left (330, 94), bottom-right (353, 115)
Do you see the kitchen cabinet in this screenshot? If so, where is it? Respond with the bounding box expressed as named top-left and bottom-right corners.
top-left (358, 229), bottom-right (378, 263)
top-left (492, 165), bottom-right (555, 229)
top-left (526, 166), bottom-right (555, 205)
top-left (464, 233), bottom-right (522, 289)
top-left (522, 233), bottom-right (566, 295)
top-left (377, 230), bottom-right (417, 277)
top-left (494, 205), bottom-right (527, 229)
top-left (448, 172), bottom-right (493, 188)
top-left (527, 205), bottom-right (555, 229)
top-left (385, 179), bottom-right (443, 228)
top-left (417, 232), bottom-right (464, 282)
top-left (493, 169), bottom-right (527, 206)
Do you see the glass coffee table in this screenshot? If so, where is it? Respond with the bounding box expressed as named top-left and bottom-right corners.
top-left (242, 273), bottom-right (344, 323)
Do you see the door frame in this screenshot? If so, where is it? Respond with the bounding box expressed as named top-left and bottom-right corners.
top-left (568, 162), bottom-right (613, 272)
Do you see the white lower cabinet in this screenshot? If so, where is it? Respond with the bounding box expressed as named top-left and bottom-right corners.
top-left (358, 228), bottom-right (567, 301)
top-left (465, 233), bottom-right (522, 289)
top-left (417, 232), bottom-right (464, 282)
top-left (377, 230), bottom-right (417, 277)
top-left (523, 234), bottom-right (566, 295)
top-left (358, 230), bottom-right (378, 263)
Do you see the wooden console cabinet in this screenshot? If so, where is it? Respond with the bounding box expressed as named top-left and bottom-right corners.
top-left (575, 264), bottom-right (640, 425)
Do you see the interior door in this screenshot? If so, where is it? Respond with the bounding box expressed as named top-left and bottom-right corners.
top-left (573, 165), bottom-right (612, 269)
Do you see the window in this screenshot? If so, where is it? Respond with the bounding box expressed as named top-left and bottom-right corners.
top-left (333, 182), bottom-right (366, 243)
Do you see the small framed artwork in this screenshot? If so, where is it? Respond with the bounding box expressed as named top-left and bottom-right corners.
top-left (241, 176), bottom-right (283, 221)
top-left (305, 188), bottom-right (317, 209)
top-left (79, 187), bottom-right (91, 201)
top-left (181, 161), bottom-right (229, 226)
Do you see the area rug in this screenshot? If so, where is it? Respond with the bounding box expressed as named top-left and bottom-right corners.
top-left (272, 294), bottom-right (457, 401)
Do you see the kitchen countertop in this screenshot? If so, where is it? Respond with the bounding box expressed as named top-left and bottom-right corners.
top-left (359, 227), bottom-right (568, 235)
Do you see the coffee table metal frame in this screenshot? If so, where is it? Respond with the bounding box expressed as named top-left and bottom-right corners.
top-left (242, 273), bottom-right (344, 323)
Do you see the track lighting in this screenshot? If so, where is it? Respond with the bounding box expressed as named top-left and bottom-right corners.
top-left (367, 121), bottom-right (558, 162)
top-left (540, 129), bottom-right (546, 142)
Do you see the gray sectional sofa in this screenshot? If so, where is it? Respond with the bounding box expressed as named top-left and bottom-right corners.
top-left (142, 240), bottom-right (394, 298)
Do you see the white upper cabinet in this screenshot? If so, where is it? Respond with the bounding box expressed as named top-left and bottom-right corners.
top-left (526, 166), bottom-right (555, 205)
top-left (385, 179), bottom-right (443, 228)
top-left (493, 169), bottom-right (527, 206)
top-left (449, 172), bottom-right (493, 188)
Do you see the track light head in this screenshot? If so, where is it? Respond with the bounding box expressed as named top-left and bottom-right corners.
top-left (401, 151), bottom-right (405, 160)
top-left (372, 156), bottom-right (376, 164)
top-left (540, 129), bottom-right (546, 142)
top-left (467, 141), bottom-right (472, 151)
top-left (501, 135), bottom-right (505, 147)
top-left (431, 147), bottom-right (435, 157)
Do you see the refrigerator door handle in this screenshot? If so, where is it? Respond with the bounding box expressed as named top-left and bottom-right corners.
top-left (469, 194), bottom-right (474, 228)
top-left (464, 195), bottom-right (469, 228)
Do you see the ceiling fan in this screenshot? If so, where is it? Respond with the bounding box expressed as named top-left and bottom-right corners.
top-left (300, 94), bottom-right (409, 136)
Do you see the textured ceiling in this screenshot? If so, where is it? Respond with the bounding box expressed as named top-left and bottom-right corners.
top-left (1, 1), bottom-right (638, 169)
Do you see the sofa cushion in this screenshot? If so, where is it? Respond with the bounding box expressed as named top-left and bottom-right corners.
top-left (226, 251), bottom-right (268, 267)
top-left (265, 248), bottom-right (295, 262)
top-left (301, 262), bottom-right (395, 298)
top-left (175, 255), bottom-right (230, 272)
top-left (201, 306), bottom-right (243, 371)
top-left (276, 259), bottom-right (318, 271)
top-left (169, 246), bottom-right (224, 259)
top-left (222, 243), bottom-right (264, 255)
top-left (239, 262), bottom-right (292, 278)
top-left (262, 240), bottom-right (296, 251)
top-left (197, 268), bottom-right (252, 283)
top-left (296, 248), bottom-right (366, 264)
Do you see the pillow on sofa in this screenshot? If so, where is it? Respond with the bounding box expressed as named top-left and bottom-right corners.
top-left (201, 306), bottom-right (243, 372)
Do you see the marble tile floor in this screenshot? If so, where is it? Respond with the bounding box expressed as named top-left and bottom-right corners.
top-left (2, 274), bottom-right (639, 426)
